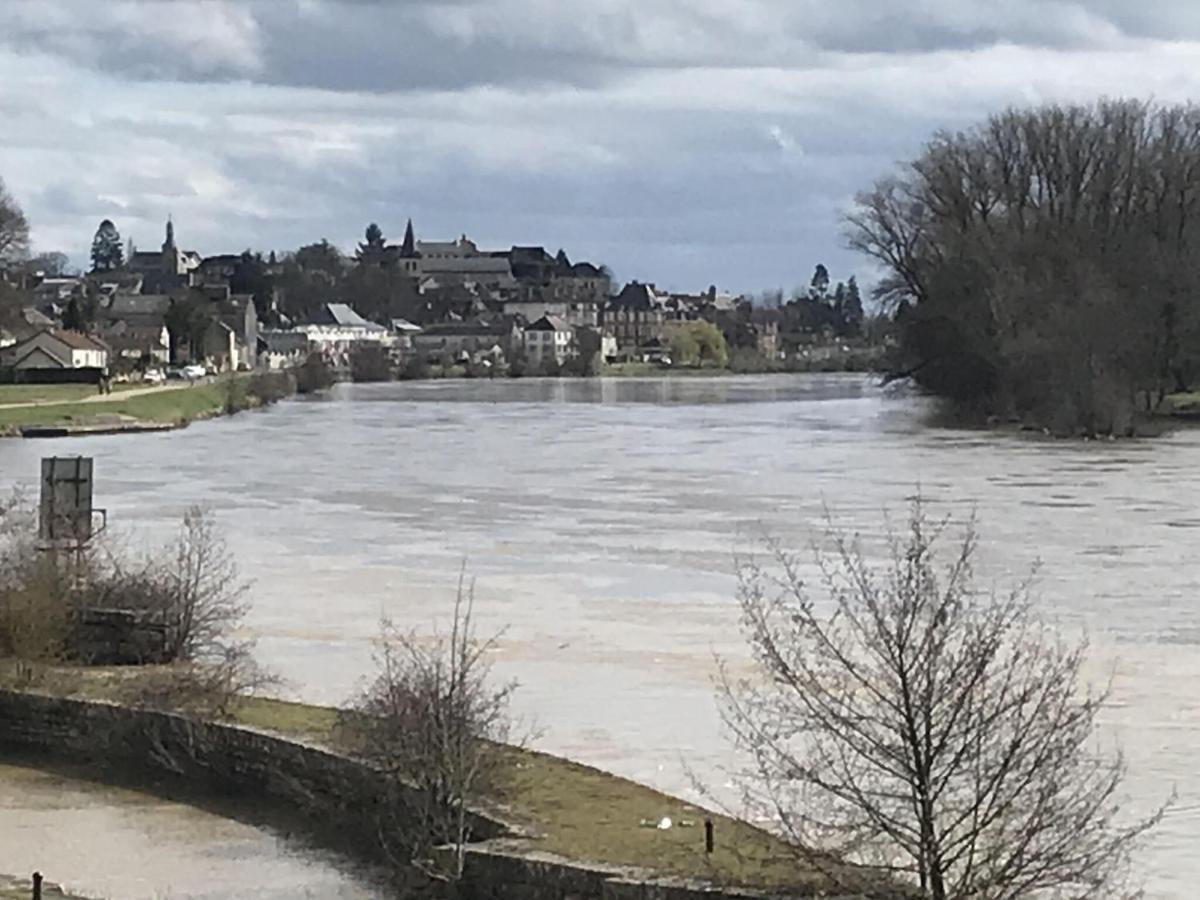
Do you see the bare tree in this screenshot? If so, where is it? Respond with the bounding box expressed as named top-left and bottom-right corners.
top-left (95, 507), bottom-right (271, 716)
top-left (0, 176), bottom-right (30, 265)
top-left (0, 491), bottom-right (73, 678)
top-left (341, 573), bottom-right (516, 882)
top-left (157, 506), bottom-right (248, 662)
top-left (718, 501), bottom-right (1166, 900)
top-left (846, 100), bottom-right (1200, 433)
top-left (24, 251), bottom-right (71, 276)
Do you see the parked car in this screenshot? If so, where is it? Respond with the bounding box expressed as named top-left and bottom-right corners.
top-left (142, 369), bottom-right (166, 384)
top-left (181, 364), bottom-right (207, 379)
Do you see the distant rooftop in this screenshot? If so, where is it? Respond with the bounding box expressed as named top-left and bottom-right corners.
top-left (310, 303), bottom-right (385, 330)
top-left (527, 314), bottom-right (571, 332)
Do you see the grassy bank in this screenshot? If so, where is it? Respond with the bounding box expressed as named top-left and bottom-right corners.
top-left (0, 374), bottom-right (295, 435)
top-left (11, 665), bottom-right (833, 894)
top-left (0, 383), bottom-right (141, 406)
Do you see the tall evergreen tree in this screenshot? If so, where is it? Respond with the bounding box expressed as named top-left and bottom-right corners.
top-left (843, 276), bottom-right (865, 337)
top-left (90, 219), bottom-right (124, 272)
top-left (62, 297), bottom-right (85, 331)
top-left (357, 223), bottom-right (387, 265)
top-left (810, 263), bottom-right (830, 301)
top-left (231, 251), bottom-right (276, 323)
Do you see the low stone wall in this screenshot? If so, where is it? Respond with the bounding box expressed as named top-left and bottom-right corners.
top-left (0, 690), bottom-right (507, 863)
top-left (0, 690), bottom-right (819, 900)
top-left (456, 845), bottom-right (812, 900)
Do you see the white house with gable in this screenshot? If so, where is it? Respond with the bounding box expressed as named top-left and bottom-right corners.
top-left (523, 315), bottom-right (574, 367)
top-left (1, 329), bottom-right (109, 373)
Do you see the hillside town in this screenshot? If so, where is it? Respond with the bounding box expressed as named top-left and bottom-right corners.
top-left (0, 216), bottom-right (873, 384)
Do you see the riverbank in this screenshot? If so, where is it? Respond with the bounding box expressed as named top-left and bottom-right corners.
top-left (0, 373), bottom-right (295, 438)
top-left (0, 874), bottom-right (89, 900)
top-left (0, 665), bottom-right (842, 897)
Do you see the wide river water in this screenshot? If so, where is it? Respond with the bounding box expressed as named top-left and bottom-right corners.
top-left (0, 374), bottom-right (1197, 898)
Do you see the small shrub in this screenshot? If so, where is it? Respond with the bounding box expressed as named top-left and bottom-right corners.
top-left (222, 376), bottom-right (250, 414)
top-left (0, 492), bottom-right (72, 666)
top-left (117, 651), bottom-right (277, 719)
top-left (397, 355), bottom-right (429, 381)
top-left (296, 352), bottom-right (336, 394)
top-left (247, 371), bottom-right (295, 405)
top-left (728, 348), bottom-right (779, 374)
top-left (341, 576), bottom-right (517, 880)
top-left (349, 344), bottom-right (394, 383)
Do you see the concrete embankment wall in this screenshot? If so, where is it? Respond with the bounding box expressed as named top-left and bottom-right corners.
top-left (0, 691), bottom-right (794, 900)
top-left (0, 690), bottom-right (506, 861)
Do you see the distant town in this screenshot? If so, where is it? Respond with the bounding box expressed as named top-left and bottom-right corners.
top-left (0, 215), bottom-right (884, 385)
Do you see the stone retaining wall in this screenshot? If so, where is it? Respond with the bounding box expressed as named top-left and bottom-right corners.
top-left (0, 690), bottom-right (506, 860)
top-left (0, 690), bottom-right (813, 900)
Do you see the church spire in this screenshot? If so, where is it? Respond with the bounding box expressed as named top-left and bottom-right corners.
top-left (401, 218), bottom-right (416, 257)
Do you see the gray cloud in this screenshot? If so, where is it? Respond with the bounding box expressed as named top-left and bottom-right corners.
top-left (8, 0), bottom-right (1197, 94)
top-left (5, 1), bottom-right (1200, 290)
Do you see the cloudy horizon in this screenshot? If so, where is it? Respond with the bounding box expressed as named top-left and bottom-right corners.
top-left (4, 0), bottom-right (1200, 294)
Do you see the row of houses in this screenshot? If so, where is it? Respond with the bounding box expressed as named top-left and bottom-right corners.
top-left (258, 303), bottom-right (589, 371)
top-left (2, 216), bottom-right (776, 381)
top-left (261, 282), bottom-right (774, 374)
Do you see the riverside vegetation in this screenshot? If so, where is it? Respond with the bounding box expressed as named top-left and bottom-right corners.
top-left (850, 98), bottom-right (1200, 436)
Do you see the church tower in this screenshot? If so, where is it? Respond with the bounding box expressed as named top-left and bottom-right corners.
top-left (399, 218), bottom-right (419, 274)
top-left (161, 216), bottom-right (181, 276)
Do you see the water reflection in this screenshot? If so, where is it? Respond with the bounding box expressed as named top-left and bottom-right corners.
top-left (350, 373), bottom-right (882, 405)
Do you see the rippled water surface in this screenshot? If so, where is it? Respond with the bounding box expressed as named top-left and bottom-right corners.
top-left (0, 374), bottom-right (1197, 898)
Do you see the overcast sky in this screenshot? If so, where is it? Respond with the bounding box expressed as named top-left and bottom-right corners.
top-left (4, 1), bottom-right (1200, 293)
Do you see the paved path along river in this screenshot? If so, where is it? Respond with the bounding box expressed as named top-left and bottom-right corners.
top-left (0, 374), bottom-right (1196, 897)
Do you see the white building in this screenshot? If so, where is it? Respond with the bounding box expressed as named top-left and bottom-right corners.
top-left (259, 330), bottom-right (309, 371)
top-left (523, 315), bottom-right (574, 367)
top-left (299, 304), bottom-right (391, 347)
top-left (278, 303), bottom-right (395, 369)
top-left (1, 329), bottom-right (109, 372)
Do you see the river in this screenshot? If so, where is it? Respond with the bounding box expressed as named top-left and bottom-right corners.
top-left (0, 761), bottom-right (382, 898)
top-left (0, 374), bottom-right (1196, 898)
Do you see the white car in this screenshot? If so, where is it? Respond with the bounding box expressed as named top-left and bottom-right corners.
top-left (181, 364), bottom-right (207, 379)
top-left (142, 369), bottom-right (166, 384)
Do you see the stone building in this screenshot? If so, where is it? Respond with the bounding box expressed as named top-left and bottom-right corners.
top-left (602, 281), bottom-right (668, 353)
top-left (127, 219), bottom-right (201, 293)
